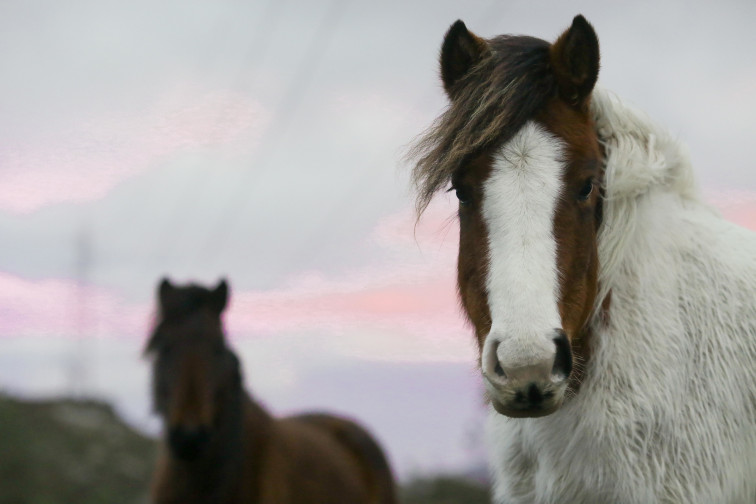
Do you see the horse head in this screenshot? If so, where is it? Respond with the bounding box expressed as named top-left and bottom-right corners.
top-left (413, 16), bottom-right (603, 418)
top-left (145, 278), bottom-right (241, 459)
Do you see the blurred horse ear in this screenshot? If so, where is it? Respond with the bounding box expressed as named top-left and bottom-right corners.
top-left (144, 331), bottom-right (160, 355)
top-left (550, 15), bottom-right (600, 109)
top-left (440, 20), bottom-right (490, 97)
top-left (211, 279), bottom-right (229, 314)
top-left (158, 278), bottom-right (175, 310)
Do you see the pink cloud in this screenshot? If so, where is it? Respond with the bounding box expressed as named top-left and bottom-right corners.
top-left (0, 86), bottom-right (269, 213)
top-left (226, 198), bottom-right (466, 346)
top-left (7, 191), bottom-right (756, 363)
top-left (0, 272), bottom-right (147, 338)
top-left (227, 272), bottom-right (461, 337)
top-left (223, 191), bottom-right (756, 351)
top-left (707, 189), bottom-right (756, 231)
top-left (0, 199), bottom-right (473, 361)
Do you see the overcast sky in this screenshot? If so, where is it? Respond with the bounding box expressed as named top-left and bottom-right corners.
top-left (2, 0), bottom-right (756, 478)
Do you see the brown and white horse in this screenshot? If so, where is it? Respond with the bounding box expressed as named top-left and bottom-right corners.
top-left (411, 15), bottom-right (756, 503)
top-left (146, 279), bottom-right (397, 504)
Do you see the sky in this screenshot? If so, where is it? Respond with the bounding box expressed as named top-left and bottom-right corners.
top-left (1, 0), bottom-right (756, 479)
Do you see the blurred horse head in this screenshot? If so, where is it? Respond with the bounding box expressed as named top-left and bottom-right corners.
top-left (146, 278), bottom-right (239, 460)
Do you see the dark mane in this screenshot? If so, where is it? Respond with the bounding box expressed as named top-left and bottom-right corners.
top-left (409, 35), bottom-right (555, 214)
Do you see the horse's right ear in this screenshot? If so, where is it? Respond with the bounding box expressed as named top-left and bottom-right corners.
top-left (158, 278), bottom-right (175, 309)
top-left (440, 20), bottom-right (490, 97)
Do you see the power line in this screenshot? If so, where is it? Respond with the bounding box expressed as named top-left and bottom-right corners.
top-left (148, 0), bottom-right (290, 267)
top-left (67, 222), bottom-right (93, 398)
top-left (193, 0), bottom-right (350, 267)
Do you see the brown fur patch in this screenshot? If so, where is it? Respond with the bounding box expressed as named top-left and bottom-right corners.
top-left (537, 97), bottom-right (603, 387)
top-left (454, 153), bottom-right (494, 352)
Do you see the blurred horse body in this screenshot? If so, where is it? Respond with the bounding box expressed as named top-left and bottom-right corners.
top-left (146, 279), bottom-right (396, 504)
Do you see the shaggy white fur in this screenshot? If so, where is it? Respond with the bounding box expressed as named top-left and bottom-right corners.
top-left (487, 88), bottom-right (756, 504)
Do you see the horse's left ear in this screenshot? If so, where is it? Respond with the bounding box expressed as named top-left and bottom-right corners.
top-left (550, 15), bottom-right (600, 109)
top-left (158, 277), bottom-right (176, 310)
top-left (211, 279), bottom-right (229, 314)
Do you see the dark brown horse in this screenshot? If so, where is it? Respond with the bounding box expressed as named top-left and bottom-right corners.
top-left (145, 278), bottom-right (396, 504)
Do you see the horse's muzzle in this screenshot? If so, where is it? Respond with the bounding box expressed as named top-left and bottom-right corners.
top-left (482, 330), bottom-right (572, 418)
top-left (168, 425), bottom-right (211, 460)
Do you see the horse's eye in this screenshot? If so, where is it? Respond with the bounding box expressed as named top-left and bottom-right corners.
top-left (454, 186), bottom-right (472, 206)
top-left (578, 179), bottom-right (594, 201)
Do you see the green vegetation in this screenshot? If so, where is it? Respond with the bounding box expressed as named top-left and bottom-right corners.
top-left (0, 394), bottom-right (156, 504)
top-left (400, 475), bottom-right (489, 504)
top-left (0, 394), bottom-right (490, 503)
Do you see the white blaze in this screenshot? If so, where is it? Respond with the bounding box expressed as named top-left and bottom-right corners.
top-left (481, 121), bottom-right (565, 371)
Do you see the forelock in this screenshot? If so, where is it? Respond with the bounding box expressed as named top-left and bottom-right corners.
top-left (409, 35), bottom-right (556, 215)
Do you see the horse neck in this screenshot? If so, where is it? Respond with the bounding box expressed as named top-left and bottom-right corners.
top-left (238, 392), bottom-right (276, 500)
top-left (241, 392), bottom-right (274, 446)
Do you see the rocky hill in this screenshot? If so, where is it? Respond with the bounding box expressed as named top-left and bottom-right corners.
top-left (0, 394), bottom-right (156, 504)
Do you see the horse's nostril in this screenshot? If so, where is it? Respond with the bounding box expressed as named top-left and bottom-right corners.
top-left (494, 361), bottom-right (506, 377)
top-left (551, 330), bottom-right (573, 379)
